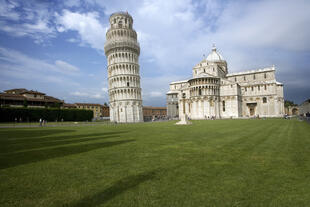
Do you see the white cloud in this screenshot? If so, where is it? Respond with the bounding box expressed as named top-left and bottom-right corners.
top-left (212, 0), bottom-right (310, 51)
top-left (0, 47), bottom-right (80, 85)
top-left (149, 91), bottom-right (162, 97)
top-left (71, 90), bottom-right (105, 99)
top-left (71, 91), bottom-right (88, 97)
top-left (64, 0), bottom-right (81, 7)
top-left (67, 38), bottom-right (79, 43)
top-left (55, 60), bottom-right (79, 72)
top-left (101, 87), bottom-right (108, 93)
top-left (0, 0), bottom-right (20, 21)
top-left (56, 9), bottom-right (107, 51)
top-left (0, 1), bottom-right (57, 43)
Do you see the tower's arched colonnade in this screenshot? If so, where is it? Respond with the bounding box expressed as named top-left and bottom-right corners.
top-left (104, 12), bottom-right (143, 123)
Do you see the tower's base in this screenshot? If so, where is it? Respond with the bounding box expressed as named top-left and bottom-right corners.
top-left (175, 115), bottom-right (192, 125)
top-left (110, 101), bottom-right (143, 123)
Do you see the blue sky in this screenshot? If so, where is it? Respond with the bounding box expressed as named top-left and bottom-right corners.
top-left (0, 0), bottom-right (309, 106)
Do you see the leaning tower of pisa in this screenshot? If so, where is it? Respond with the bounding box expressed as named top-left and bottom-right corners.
top-left (104, 12), bottom-right (143, 123)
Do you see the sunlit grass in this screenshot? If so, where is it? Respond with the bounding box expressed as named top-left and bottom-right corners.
top-left (0, 119), bottom-right (309, 206)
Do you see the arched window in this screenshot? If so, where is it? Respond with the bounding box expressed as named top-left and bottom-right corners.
top-left (263, 97), bottom-right (267, 103)
top-left (264, 73), bottom-right (267, 79)
top-left (199, 88), bottom-right (202, 95)
top-left (127, 82), bottom-right (130, 87)
top-left (222, 101), bottom-right (225, 112)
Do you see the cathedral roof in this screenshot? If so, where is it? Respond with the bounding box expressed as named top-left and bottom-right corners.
top-left (170, 80), bottom-right (188, 84)
top-left (226, 66), bottom-right (275, 77)
top-left (206, 45), bottom-right (225, 62)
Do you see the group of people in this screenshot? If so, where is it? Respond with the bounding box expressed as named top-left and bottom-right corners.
top-left (203, 115), bottom-right (216, 120)
top-left (39, 118), bottom-right (47, 126)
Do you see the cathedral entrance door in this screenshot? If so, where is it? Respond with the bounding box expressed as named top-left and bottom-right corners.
top-left (247, 103), bottom-right (257, 116)
top-left (250, 108), bottom-right (255, 116)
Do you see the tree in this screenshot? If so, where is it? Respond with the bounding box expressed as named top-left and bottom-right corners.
top-left (284, 100), bottom-right (297, 107)
top-left (53, 102), bottom-right (61, 109)
top-left (104, 102), bottom-right (108, 107)
top-left (23, 99), bottom-right (28, 108)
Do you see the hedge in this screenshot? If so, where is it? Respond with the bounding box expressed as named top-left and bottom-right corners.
top-left (0, 107), bottom-right (93, 122)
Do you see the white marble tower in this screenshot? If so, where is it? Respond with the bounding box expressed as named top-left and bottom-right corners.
top-left (104, 12), bottom-right (143, 123)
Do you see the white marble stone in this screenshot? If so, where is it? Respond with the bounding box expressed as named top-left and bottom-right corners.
top-left (167, 45), bottom-right (285, 119)
top-left (104, 12), bottom-right (143, 123)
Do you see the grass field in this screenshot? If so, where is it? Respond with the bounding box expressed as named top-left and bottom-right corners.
top-left (0, 119), bottom-right (309, 207)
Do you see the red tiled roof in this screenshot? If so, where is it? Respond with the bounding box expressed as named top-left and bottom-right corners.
top-left (4, 88), bottom-right (28, 94)
top-left (0, 93), bottom-right (62, 103)
top-left (75, 103), bottom-right (103, 107)
top-left (21, 90), bottom-right (45, 95)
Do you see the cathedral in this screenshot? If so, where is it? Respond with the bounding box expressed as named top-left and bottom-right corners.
top-left (167, 45), bottom-right (285, 119)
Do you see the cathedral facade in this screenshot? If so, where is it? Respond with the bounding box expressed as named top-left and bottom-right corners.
top-left (104, 12), bottom-right (143, 123)
top-left (167, 46), bottom-right (284, 119)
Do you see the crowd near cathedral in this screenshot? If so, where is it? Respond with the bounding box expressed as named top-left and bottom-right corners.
top-left (104, 12), bottom-right (285, 123)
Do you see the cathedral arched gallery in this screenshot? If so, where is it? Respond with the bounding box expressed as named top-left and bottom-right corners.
top-left (167, 45), bottom-right (285, 119)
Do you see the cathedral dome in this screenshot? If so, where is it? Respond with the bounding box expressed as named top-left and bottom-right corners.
top-left (206, 45), bottom-right (225, 62)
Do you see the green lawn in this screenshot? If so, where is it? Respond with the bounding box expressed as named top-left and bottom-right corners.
top-left (0, 119), bottom-right (309, 207)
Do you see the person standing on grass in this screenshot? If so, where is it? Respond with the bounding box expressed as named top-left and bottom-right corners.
top-left (39, 118), bottom-right (42, 127)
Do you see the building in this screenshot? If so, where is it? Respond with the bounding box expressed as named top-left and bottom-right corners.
top-left (102, 105), bottom-right (110, 117)
top-left (63, 103), bottom-right (110, 119)
top-left (62, 103), bottom-right (77, 109)
top-left (75, 103), bottom-right (103, 118)
top-left (167, 45), bottom-right (284, 119)
top-left (285, 106), bottom-right (299, 116)
top-left (0, 88), bottom-right (63, 108)
top-left (299, 99), bottom-right (310, 115)
top-left (143, 106), bottom-right (167, 121)
top-left (104, 11), bottom-right (143, 123)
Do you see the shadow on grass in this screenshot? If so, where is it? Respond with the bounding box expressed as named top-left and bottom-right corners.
top-left (69, 170), bottom-right (159, 207)
top-left (1, 131), bottom-right (129, 154)
top-left (0, 139), bottom-right (135, 170)
top-left (0, 129), bottom-right (77, 140)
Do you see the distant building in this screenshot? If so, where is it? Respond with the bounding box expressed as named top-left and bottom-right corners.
top-left (0, 88), bottom-right (63, 108)
top-left (62, 103), bottom-right (77, 109)
top-left (62, 103), bottom-right (110, 119)
top-left (75, 103), bottom-right (103, 118)
top-left (299, 99), bottom-right (310, 115)
top-left (143, 106), bottom-right (167, 121)
top-left (285, 106), bottom-right (299, 116)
